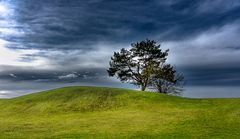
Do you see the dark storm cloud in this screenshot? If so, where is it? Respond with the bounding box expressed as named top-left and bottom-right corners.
top-left (0, 65), bottom-right (110, 83)
top-left (181, 65), bottom-right (240, 86)
top-left (5, 0), bottom-right (239, 50)
top-left (1, 0), bottom-right (240, 92)
top-left (163, 20), bottom-right (240, 86)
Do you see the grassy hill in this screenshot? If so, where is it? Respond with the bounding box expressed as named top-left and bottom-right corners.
top-left (0, 86), bottom-right (239, 139)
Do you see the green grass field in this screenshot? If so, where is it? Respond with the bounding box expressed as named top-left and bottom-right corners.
top-left (0, 86), bottom-right (239, 139)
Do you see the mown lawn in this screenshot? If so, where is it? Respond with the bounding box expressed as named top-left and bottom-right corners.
top-left (0, 86), bottom-right (239, 139)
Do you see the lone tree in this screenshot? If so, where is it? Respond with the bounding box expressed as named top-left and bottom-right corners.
top-left (107, 39), bottom-right (184, 94)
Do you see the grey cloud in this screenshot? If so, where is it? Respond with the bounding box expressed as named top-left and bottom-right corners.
top-left (9, 73), bottom-right (17, 78)
top-left (181, 66), bottom-right (240, 86)
top-left (58, 73), bottom-right (78, 80)
top-left (183, 86), bottom-right (240, 98)
top-left (0, 65), bottom-right (111, 83)
top-left (164, 20), bottom-right (240, 66)
top-left (197, 0), bottom-right (240, 14)
top-left (163, 21), bottom-right (240, 86)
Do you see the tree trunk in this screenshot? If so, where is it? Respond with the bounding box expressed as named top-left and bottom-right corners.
top-left (157, 85), bottom-right (163, 93)
top-left (141, 85), bottom-right (146, 91)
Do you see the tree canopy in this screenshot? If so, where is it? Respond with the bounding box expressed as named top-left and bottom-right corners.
top-left (107, 39), bottom-right (184, 94)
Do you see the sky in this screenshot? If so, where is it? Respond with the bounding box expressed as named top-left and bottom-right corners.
top-left (0, 0), bottom-right (240, 98)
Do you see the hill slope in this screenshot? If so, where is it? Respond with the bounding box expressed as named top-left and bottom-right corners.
top-left (0, 86), bottom-right (239, 139)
